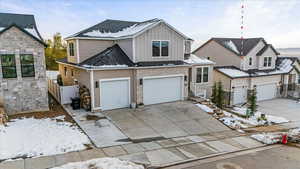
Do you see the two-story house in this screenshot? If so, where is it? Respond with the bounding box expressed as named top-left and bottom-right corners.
top-left (57, 19), bottom-right (214, 111)
top-left (0, 13), bottom-right (49, 115)
top-left (193, 38), bottom-right (300, 105)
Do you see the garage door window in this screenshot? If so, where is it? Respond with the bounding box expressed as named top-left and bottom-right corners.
top-left (196, 67), bottom-right (209, 83)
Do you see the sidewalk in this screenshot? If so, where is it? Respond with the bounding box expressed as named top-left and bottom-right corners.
top-left (0, 131), bottom-right (265, 169)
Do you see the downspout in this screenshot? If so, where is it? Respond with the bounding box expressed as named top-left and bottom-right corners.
top-left (89, 70), bottom-right (95, 111)
top-left (229, 79), bottom-right (232, 106)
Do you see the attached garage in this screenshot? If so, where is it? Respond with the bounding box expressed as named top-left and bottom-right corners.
top-left (256, 83), bottom-right (277, 101)
top-left (143, 75), bottom-right (183, 105)
top-left (100, 78), bottom-right (130, 110)
top-left (233, 86), bottom-right (248, 105)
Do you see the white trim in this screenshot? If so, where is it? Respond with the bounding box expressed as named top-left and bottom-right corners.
top-left (151, 40), bottom-right (170, 58)
top-left (99, 77), bottom-right (131, 110)
top-left (90, 70), bottom-right (95, 111)
top-left (132, 38), bottom-right (136, 62)
top-left (143, 74), bottom-right (185, 101)
top-left (76, 39), bottom-right (80, 63)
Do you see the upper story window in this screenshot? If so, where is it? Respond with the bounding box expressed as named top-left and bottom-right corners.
top-left (263, 57), bottom-right (272, 67)
top-left (152, 40), bottom-right (169, 57)
top-left (20, 54), bottom-right (35, 77)
top-left (249, 58), bottom-right (252, 66)
top-left (1, 54), bottom-right (17, 78)
top-left (196, 67), bottom-right (209, 83)
top-left (69, 42), bottom-right (75, 56)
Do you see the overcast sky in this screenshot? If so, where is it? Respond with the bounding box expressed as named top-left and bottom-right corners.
top-left (0, 0), bottom-right (299, 49)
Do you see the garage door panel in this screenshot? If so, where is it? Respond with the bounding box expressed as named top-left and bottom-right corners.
top-left (233, 87), bottom-right (247, 105)
top-left (256, 83), bottom-right (277, 101)
top-left (143, 76), bottom-right (182, 105)
top-left (100, 79), bottom-right (130, 110)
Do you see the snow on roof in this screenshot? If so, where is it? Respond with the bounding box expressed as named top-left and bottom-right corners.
top-left (83, 21), bottom-right (157, 38)
top-left (277, 58), bottom-right (294, 73)
top-left (0, 27), bottom-right (4, 31)
top-left (223, 40), bottom-right (240, 54)
top-left (82, 64), bottom-right (129, 69)
top-left (218, 68), bottom-right (249, 78)
top-left (184, 54), bottom-right (214, 65)
top-left (24, 28), bottom-right (41, 40)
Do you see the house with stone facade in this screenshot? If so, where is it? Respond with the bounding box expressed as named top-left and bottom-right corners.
top-left (193, 38), bottom-right (300, 105)
top-left (0, 13), bottom-right (48, 115)
top-left (57, 18), bottom-right (214, 111)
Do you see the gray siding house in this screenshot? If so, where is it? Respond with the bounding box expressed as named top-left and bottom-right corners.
top-left (0, 13), bottom-right (48, 115)
top-left (57, 19), bottom-right (214, 111)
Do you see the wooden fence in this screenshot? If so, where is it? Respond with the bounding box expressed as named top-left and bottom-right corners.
top-left (48, 79), bottom-right (79, 104)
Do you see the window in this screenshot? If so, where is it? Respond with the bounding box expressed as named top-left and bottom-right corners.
top-left (249, 58), bottom-right (252, 66)
top-left (69, 42), bottom-right (75, 56)
top-left (71, 69), bottom-right (74, 77)
top-left (196, 67), bottom-right (209, 83)
top-left (1, 54), bottom-right (17, 78)
top-left (20, 54), bottom-right (35, 77)
top-left (264, 57), bottom-right (272, 67)
top-left (298, 74), bottom-right (300, 84)
top-left (64, 67), bottom-right (67, 76)
top-left (152, 41), bottom-right (169, 57)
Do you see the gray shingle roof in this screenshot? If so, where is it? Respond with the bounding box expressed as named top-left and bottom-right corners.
top-left (256, 44), bottom-right (280, 56)
top-left (0, 13), bottom-right (44, 44)
top-left (69, 19), bottom-right (160, 39)
top-left (212, 38), bottom-right (263, 56)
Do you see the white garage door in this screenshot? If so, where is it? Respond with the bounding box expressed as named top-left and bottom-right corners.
top-left (233, 86), bottom-right (247, 105)
top-left (100, 78), bottom-right (130, 110)
top-left (256, 83), bottom-right (277, 101)
top-left (143, 76), bottom-right (183, 105)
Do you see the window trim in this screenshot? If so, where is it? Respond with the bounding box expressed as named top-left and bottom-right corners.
top-left (263, 56), bottom-right (272, 67)
top-left (151, 40), bottom-right (170, 58)
top-left (1, 54), bottom-right (17, 78)
top-left (196, 66), bottom-right (209, 84)
top-left (20, 54), bottom-right (35, 78)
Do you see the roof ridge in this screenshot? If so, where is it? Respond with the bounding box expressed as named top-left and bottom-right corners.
top-left (0, 12), bottom-right (34, 16)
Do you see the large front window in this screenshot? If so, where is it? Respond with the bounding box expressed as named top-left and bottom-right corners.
top-left (196, 67), bottom-right (209, 83)
top-left (152, 41), bottom-right (169, 57)
top-left (20, 54), bottom-right (35, 77)
top-left (263, 57), bottom-right (272, 67)
top-left (1, 54), bottom-right (17, 78)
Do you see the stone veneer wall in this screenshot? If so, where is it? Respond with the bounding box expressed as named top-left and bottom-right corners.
top-left (0, 27), bottom-right (48, 115)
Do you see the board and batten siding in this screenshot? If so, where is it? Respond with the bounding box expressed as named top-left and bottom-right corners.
top-left (134, 22), bottom-right (185, 62)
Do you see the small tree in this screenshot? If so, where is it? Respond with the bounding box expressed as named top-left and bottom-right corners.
top-left (216, 81), bottom-right (225, 108)
top-left (211, 82), bottom-right (218, 104)
top-left (248, 88), bottom-right (257, 116)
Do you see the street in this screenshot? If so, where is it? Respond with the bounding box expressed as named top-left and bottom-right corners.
top-left (163, 145), bottom-right (300, 169)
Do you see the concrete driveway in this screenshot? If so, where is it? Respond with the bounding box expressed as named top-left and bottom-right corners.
top-left (104, 101), bottom-right (230, 141)
top-left (257, 98), bottom-right (300, 122)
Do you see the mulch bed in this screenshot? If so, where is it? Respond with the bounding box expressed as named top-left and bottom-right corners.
top-left (8, 96), bottom-right (75, 123)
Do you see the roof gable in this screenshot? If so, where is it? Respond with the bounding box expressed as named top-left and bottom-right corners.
top-left (0, 13), bottom-right (44, 45)
top-left (256, 44), bottom-right (280, 56)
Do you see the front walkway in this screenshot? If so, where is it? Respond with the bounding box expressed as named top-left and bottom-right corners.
top-left (0, 131), bottom-right (264, 169)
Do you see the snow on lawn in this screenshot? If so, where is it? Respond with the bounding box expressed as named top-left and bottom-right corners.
top-left (233, 107), bottom-right (289, 124)
top-left (51, 157), bottom-right (144, 169)
top-left (0, 117), bottom-right (91, 160)
top-left (251, 133), bottom-right (281, 144)
top-left (195, 104), bottom-right (214, 113)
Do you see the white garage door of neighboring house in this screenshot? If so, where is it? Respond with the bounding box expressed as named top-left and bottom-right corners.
top-left (233, 86), bottom-right (247, 105)
top-left (256, 83), bottom-right (277, 101)
top-left (143, 75), bottom-right (183, 105)
top-left (100, 78), bottom-right (130, 110)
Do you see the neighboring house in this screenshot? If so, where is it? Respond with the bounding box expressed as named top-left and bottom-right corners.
top-left (193, 38), bottom-right (300, 105)
top-left (0, 13), bottom-right (48, 115)
top-left (57, 19), bottom-right (214, 111)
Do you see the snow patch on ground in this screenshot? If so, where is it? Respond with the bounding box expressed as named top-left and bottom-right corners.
top-left (251, 133), bottom-right (281, 144)
top-left (51, 157), bottom-right (144, 169)
top-left (219, 116), bottom-right (248, 129)
top-left (195, 104), bottom-right (214, 113)
top-left (0, 117), bottom-right (90, 160)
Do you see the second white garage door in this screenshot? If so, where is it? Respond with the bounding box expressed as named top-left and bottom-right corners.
top-left (143, 76), bottom-right (183, 105)
top-left (233, 86), bottom-right (247, 105)
top-left (256, 83), bottom-right (277, 101)
top-left (100, 78), bottom-right (130, 110)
